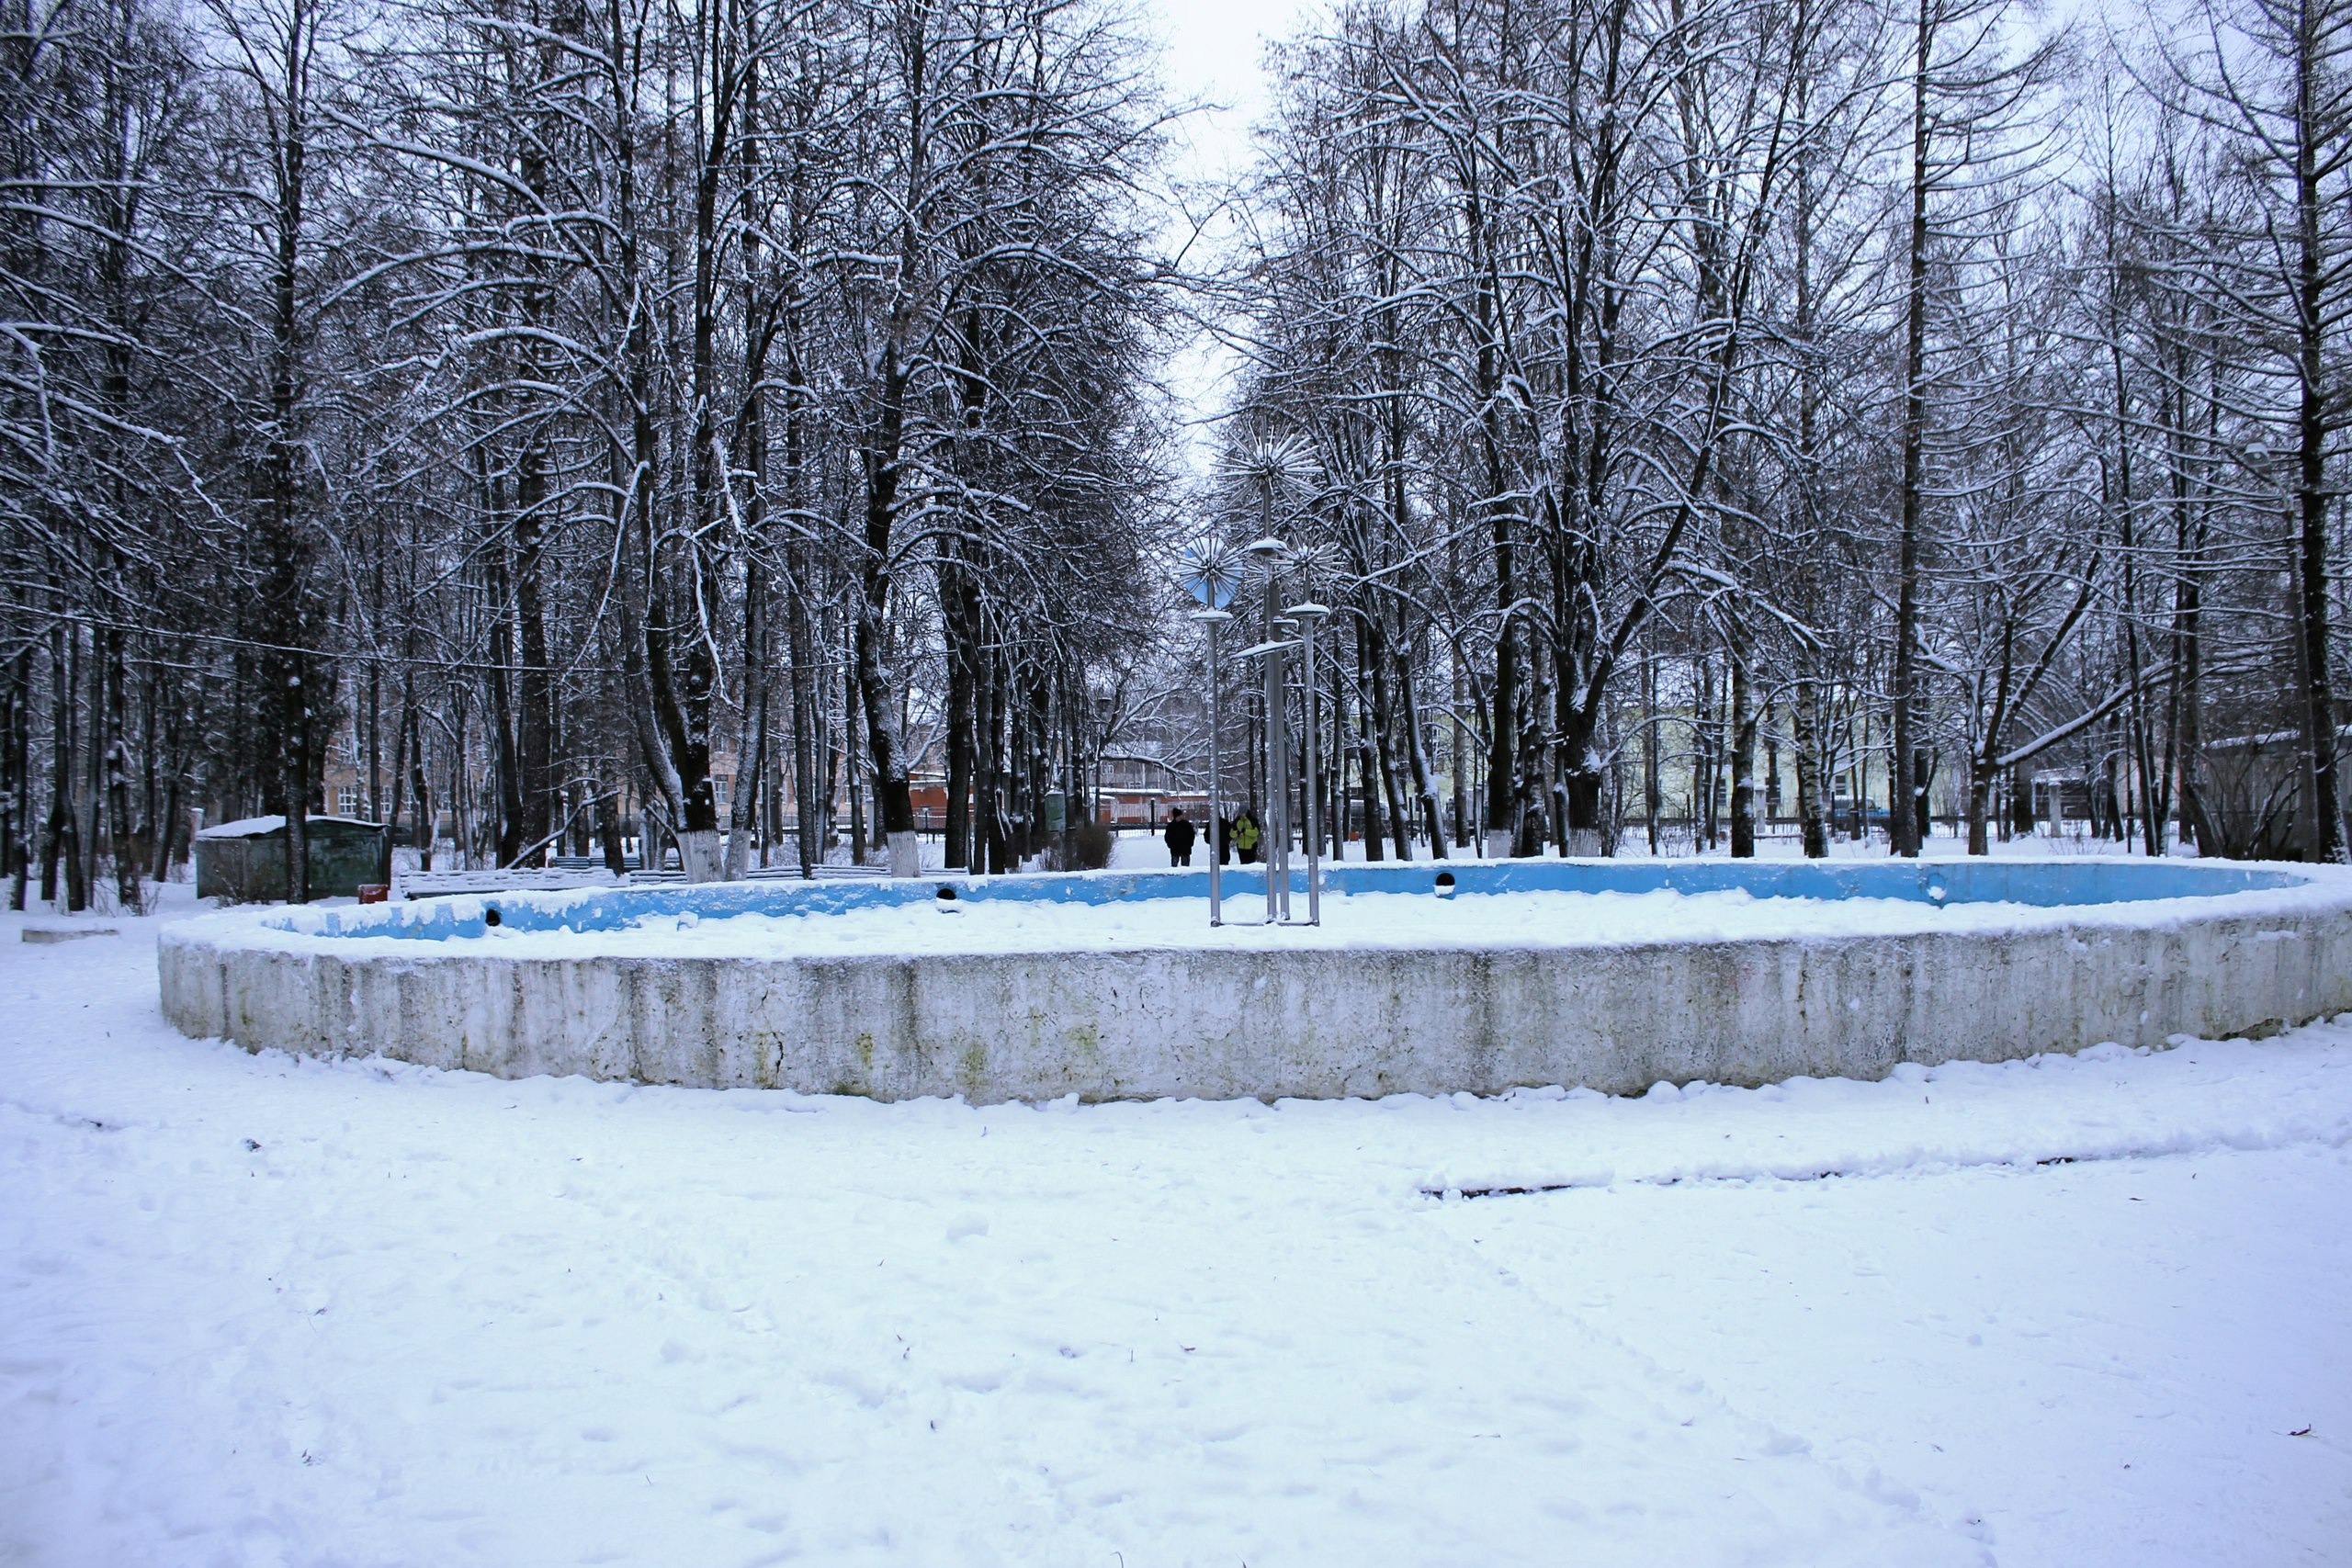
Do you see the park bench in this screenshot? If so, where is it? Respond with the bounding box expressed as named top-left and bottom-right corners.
top-left (746, 862), bottom-right (888, 880)
top-left (395, 868), bottom-right (626, 899)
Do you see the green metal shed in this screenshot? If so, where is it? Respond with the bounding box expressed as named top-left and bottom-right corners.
top-left (196, 815), bottom-right (388, 901)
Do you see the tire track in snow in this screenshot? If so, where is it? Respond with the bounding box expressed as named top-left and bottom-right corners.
top-left (1420, 1124), bottom-right (2352, 1199)
top-left (1412, 1201), bottom-right (1999, 1566)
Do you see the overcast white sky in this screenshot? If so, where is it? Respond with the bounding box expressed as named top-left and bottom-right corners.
top-left (1145, 0), bottom-right (1322, 180)
top-left (1135, 0), bottom-right (1328, 479)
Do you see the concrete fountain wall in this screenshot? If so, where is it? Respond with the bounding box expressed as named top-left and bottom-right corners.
top-left (156, 859), bottom-right (2352, 1103)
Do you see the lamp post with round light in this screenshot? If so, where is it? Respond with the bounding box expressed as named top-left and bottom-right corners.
top-left (1181, 542), bottom-right (1244, 929)
top-left (1243, 537), bottom-right (1290, 921)
top-left (1284, 602), bottom-right (1329, 923)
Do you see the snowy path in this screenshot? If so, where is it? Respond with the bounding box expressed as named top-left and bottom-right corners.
top-left (4, 892), bottom-right (2349, 1566)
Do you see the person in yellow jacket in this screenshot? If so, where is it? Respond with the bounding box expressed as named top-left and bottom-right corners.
top-left (1232, 807), bottom-right (1261, 865)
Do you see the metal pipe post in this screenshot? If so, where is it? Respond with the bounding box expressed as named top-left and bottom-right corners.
top-left (1190, 608), bottom-right (1231, 926)
top-left (1286, 604), bottom-right (1329, 924)
top-left (1271, 600), bottom-right (1295, 919)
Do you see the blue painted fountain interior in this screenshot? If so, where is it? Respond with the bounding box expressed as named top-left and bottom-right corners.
top-left (284, 857), bottom-right (2311, 943)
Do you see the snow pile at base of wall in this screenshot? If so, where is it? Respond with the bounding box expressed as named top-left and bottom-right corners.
top-left (156, 860), bottom-right (2352, 1103)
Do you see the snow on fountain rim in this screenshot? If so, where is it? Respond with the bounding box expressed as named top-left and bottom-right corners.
top-left (162, 856), bottom-right (2346, 963)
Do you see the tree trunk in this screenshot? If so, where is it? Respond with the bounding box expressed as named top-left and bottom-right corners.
top-left (1891, 0), bottom-right (1933, 860)
top-left (1792, 677), bottom-right (1827, 858)
top-left (45, 619), bottom-right (85, 911)
top-left (854, 347), bottom-right (917, 874)
top-left (1729, 629), bottom-right (1756, 859)
top-left (1642, 647), bottom-right (1662, 852)
top-left (514, 477), bottom-right (553, 864)
top-left (102, 623), bottom-right (137, 910)
top-left (723, 409), bottom-right (770, 881)
top-left (2290, 12), bottom-right (2344, 860)
top-left (265, 4), bottom-right (311, 903)
top-left (598, 788), bottom-right (627, 876)
top-left (846, 639), bottom-right (865, 864)
top-left (788, 547), bottom-right (818, 878)
top-left (1353, 624), bottom-right (1385, 861)
top-left (1696, 653), bottom-right (1720, 848)
top-left (406, 700), bottom-right (433, 873)
top-left (1449, 631), bottom-right (1471, 847)
top-left (6, 648), bottom-right (27, 908)
top-left (82, 618), bottom-right (103, 899)
top-left (1967, 749), bottom-right (1993, 857)
top-left (1363, 609), bottom-right (1413, 860)
top-left (481, 476), bottom-right (526, 868)
top-left (942, 563), bottom-right (978, 872)
top-left (1396, 643), bottom-right (1447, 858)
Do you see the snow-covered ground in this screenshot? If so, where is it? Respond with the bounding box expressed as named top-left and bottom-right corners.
top-left (6, 885), bottom-right (2349, 1567)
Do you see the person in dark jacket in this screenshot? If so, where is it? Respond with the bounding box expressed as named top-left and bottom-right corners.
top-left (1163, 809), bottom-right (1197, 866)
top-left (1217, 816), bottom-right (1234, 865)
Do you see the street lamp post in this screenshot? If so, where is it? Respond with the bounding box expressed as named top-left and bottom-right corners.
top-left (1181, 542), bottom-right (1245, 930)
top-left (1285, 603), bottom-right (1329, 925)
top-left (1188, 539), bottom-right (1331, 931)
top-left (1188, 607), bottom-right (1232, 926)
top-left (1244, 537), bottom-right (1288, 922)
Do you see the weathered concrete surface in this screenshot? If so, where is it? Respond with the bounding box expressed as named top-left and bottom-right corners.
top-left (157, 888), bottom-right (2352, 1102)
top-left (24, 922), bottom-right (119, 944)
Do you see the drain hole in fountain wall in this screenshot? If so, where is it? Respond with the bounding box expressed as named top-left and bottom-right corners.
top-left (483, 907), bottom-right (502, 927)
top-left (1435, 872), bottom-right (1456, 896)
top-left (935, 886), bottom-right (958, 901)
